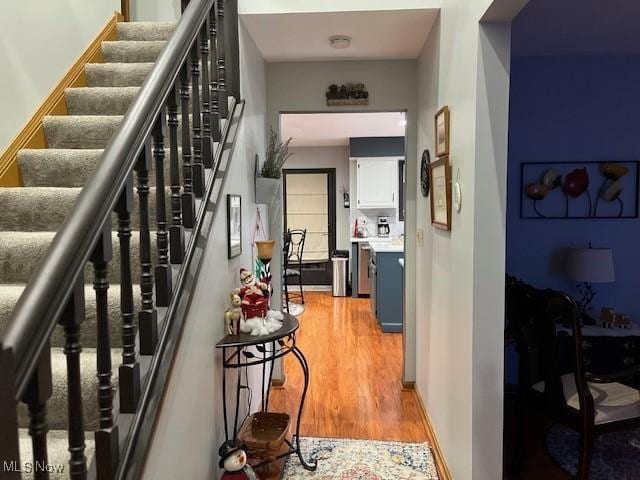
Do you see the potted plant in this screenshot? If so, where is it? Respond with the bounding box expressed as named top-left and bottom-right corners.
top-left (255, 129), bottom-right (293, 204)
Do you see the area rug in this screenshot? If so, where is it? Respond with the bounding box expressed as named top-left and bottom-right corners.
top-left (547, 423), bottom-right (640, 479)
top-left (287, 302), bottom-right (305, 317)
top-left (281, 437), bottom-right (439, 479)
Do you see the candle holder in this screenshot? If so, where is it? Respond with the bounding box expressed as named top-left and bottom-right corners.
top-left (255, 240), bottom-right (275, 309)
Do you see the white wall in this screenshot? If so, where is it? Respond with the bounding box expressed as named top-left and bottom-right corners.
top-left (284, 146), bottom-right (351, 252)
top-left (414, 1), bottom-right (516, 479)
top-left (266, 59), bottom-right (418, 382)
top-left (0, 0), bottom-right (120, 152)
top-left (131, 0), bottom-right (181, 22)
top-left (141, 21), bottom-right (267, 479)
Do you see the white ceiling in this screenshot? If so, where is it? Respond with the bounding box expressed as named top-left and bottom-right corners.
top-left (240, 9), bottom-right (439, 62)
top-left (281, 112), bottom-right (406, 148)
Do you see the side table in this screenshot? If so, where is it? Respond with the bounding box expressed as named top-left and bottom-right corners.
top-left (215, 312), bottom-right (317, 471)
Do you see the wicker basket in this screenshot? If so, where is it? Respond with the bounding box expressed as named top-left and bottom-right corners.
top-left (238, 412), bottom-right (290, 460)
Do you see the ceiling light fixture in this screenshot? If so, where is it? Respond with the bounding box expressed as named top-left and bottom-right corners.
top-left (329, 35), bottom-right (351, 49)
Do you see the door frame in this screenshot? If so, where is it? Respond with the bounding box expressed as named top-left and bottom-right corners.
top-left (282, 167), bottom-right (337, 285)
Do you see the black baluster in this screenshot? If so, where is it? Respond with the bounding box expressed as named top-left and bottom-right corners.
top-left (167, 85), bottom-right (186, 264)
top-left (226, 0), bottom-right (241, 101)
top-left (200, 22), bottom-right (214, 168)
top-left (190, 41), bottom-right (205, 198)
top-left (217, 0), bottom-right (228, 119)
top-left (135, 143), bottom-right (158, 355)
top-left (91, 225), bottom-right (120, 480)
top-left (153, 112), bottom-right (173, 307)
top-left (179, 63), bottom-right (196, 229)
top-left (22, 346), bottom-right (52, 480)
top-left (115, 179), bottom-right (141, 412)
top-left (209, 6), bottom-right (222, 143)
top-left (0, 347), bottom-right (21, 480)
top-left (60, 279), bottom-right (87, 479)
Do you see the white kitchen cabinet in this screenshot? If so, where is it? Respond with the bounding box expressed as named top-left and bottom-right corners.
top-left (356, 158), bottom-right (398, 209)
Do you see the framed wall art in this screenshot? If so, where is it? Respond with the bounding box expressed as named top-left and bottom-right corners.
top-left (435, 106), bottom-right (450, 157)
top-left (520, 161), bottom-right (640, 219)
top-left (429, 156), bottom-right (452, 230)
top-left (227, 194), bottom-right (242, 258)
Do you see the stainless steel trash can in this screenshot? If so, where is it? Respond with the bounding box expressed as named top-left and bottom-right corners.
top-left (331, 250), bottom-right (349, 297)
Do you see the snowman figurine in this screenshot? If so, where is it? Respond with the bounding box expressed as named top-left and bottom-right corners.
top-left (219, 441), bottom-right (257, 480)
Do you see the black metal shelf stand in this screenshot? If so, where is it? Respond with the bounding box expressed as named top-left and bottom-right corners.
top-left (215, 312), bottom-right (317, 471)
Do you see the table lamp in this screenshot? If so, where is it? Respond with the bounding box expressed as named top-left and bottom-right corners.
top-left (566, 244), bottom-right (615, 318)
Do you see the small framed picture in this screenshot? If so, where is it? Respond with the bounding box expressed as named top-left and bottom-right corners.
top-left (227, 194), bottom-right (242, 258)
top-left (435, 106), bottom-right (450, 157)
top-left (429, 156), bottom-right (452, 230)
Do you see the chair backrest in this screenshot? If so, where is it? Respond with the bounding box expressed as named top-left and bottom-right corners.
top-left (283, 230), bottom-right (292, 269)
top-left (287, 229), bottom-right (306, 265)
top-left (506, 276), bottom-right (575, 411)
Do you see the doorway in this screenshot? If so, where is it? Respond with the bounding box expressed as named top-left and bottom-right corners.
top-left (282, 168), bottom-right (337, 285)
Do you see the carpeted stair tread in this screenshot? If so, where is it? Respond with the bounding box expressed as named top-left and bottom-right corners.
top-left (0, 187), bottom-right (167, 231)
top-left (102, 41), bottom-right (166, 63)
top-left (18, 149), bottom-right (171, 187)
top-left (0, 284), bottom-right (140, 350)
top-left (116, 22), bottom-right (176, 41)
top-left (65, 87), bottom-right (140, 116)
top-left (19, 429), bottom-right (95, 480)
top-left (0, 231), bottom-right (156, 284)
top-left (17, 348), bottom-right (122, 432)
top-left (85, 62), bottom-right (154, 87)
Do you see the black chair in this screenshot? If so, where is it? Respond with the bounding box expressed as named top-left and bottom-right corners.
top-left (283, 229), bottom-right (306, 307)
top-left (508, 277), bottom-right (640, 479)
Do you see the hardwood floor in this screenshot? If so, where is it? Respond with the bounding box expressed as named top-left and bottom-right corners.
top-left (255, 292), bottom-right (432, 479)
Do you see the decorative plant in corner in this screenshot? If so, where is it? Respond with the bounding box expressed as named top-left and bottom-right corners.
top-left (255, 129), bottom-right (294, 204)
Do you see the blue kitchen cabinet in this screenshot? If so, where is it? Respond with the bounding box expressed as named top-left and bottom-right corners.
top-left (371, 250), bottom-right (403, 333)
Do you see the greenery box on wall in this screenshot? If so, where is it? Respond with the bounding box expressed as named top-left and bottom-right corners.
top-left (521, 161), bottom-right (640, 219)
top-left (255, 131), bottom-right (293, 204)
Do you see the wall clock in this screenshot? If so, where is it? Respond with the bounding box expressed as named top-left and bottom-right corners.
top-left (420, 149), bottom-right (431, 197)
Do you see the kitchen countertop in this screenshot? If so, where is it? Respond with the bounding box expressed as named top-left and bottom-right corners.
top-left (350, 236), bottom-right (392, 243)
top-left (368, 241), bottom-right (404, 253)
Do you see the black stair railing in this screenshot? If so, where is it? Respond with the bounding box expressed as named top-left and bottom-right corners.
top-left (0, 0), bottom-right (241, 479)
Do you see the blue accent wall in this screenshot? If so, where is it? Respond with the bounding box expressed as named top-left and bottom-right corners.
top-left (349, 136), bottom-right (405, 157)
top-left (506, 54), bottom-right (640, 322)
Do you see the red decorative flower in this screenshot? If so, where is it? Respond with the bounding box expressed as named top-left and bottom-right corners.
top-left (563, 168), bottom-right (589, 198)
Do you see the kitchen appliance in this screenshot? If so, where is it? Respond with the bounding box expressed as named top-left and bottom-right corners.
top-left (358, 243), bottom-right (371, 295)
top-left (377, 216), bottom-right (390, 237)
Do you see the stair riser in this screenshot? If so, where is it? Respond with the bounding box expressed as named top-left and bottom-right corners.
top-left (18, 149), bottom-right (172, 188)
top-left (102, 41), bottom-right (166, 63)
top-left (0, 233), bottom-right (157, 285)
top-left (85, 63), bottom-right (154, 87)
top-left (44, 115), bottom-right (192, 149)
top-left (116, 22), bottom-right (175, 41)
top-left (0, 285), bottom-right (142, 350)
top-left (0, 188), bottom-right (171, 232)
top-left (66, 86), bottom-right (214, 116)
top-left (17, 349), bottom-right (121, 432)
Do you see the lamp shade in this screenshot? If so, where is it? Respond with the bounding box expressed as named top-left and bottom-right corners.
top-left (566, 247), bottom-right (615, 283)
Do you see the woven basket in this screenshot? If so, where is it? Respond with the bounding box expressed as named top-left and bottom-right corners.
top-left (238, 412), bottom-right (290, 460)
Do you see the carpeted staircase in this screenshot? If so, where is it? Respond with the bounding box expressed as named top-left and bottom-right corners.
top-left (0, 21), bottom-right (177, 477)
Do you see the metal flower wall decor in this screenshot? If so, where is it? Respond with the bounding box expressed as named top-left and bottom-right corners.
top-left (520, 161), bottom-right (639, 219)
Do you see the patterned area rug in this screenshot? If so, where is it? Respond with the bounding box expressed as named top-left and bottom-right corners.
top-left (547, 423), bottom-right (640, 479)
top-left (282, 437), bottom-right (439, 479)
